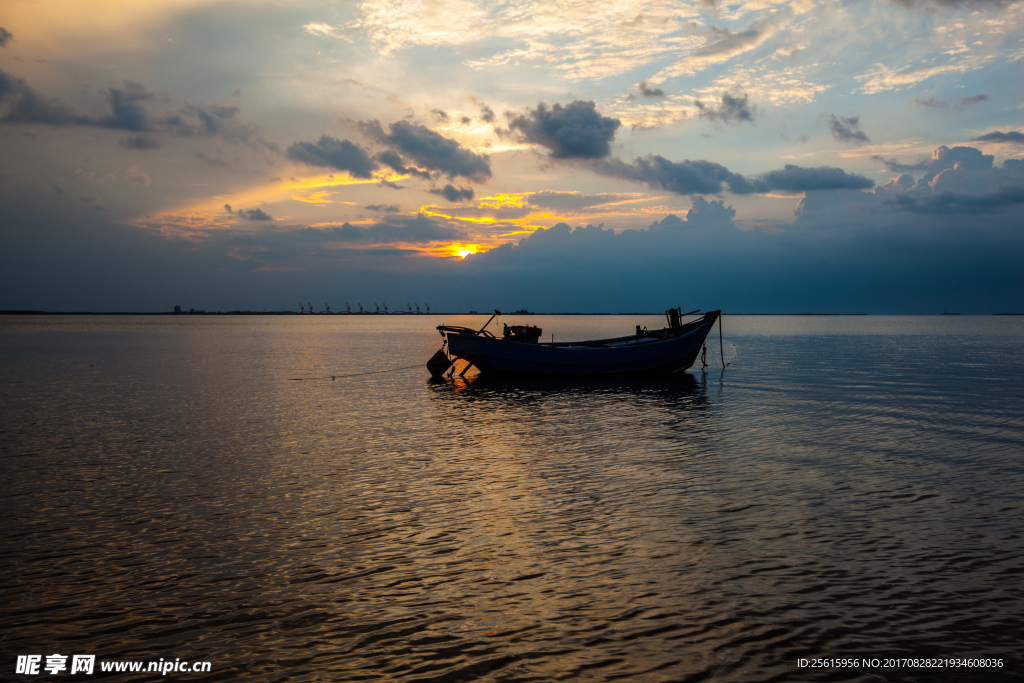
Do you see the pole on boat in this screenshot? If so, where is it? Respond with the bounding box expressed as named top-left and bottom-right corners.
top-left (478, 309), bottom-right (501, 334)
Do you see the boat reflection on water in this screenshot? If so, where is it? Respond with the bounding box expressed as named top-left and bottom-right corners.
top-left (427, 370), bottom-right (718, 441)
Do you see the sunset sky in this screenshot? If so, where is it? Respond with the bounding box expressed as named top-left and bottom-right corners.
top-left (1, 0), bottom-right (1021, 313)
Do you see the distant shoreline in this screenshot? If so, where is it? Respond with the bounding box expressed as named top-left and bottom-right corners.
top-left (2, 311), bottom-right (1020, 316)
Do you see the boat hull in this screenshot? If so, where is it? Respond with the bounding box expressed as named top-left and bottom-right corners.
top-left (442, 311), bottom-right (720, 377)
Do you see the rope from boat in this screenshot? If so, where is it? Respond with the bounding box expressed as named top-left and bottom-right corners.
top-left (288, 363), bottom-right (423, 381)
top-left (719, 314), bottom-right (726, 367)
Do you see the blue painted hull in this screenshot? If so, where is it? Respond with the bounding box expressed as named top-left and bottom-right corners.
top-left (441, 311), bottom-right (720, 377)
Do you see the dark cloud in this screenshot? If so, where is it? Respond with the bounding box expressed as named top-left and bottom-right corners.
top-left (0, 68), bottom-right (92, 126)
top-left (374, 149), bottom-right (431, 179)
top-left (685, 196), bottom-right (736, 228)
top-left (828, 115), bottom-right (870, 144)
top-left (752, 164), bottom-right (875, 192)
top-left (195, 151), bottom-right (228, 167)
top-left (224, 204), bottom-right (233, 213)
top-left (592, 155), bottom-right (753, 195)
top-left (0, 70), bottom-right (274, 149)
top-left (873, 145), bottom-right (994, 179)
top-left (238, 208), bottom-right (272, 221)
top-left (120, 133), bottom-right (161, 150)
top-left (955, 94), bottom-right (988, 109)
top-left (506, 101), bottom-right (621, 159)
top-left (429, 184), bottom-right (474, 202)
top-left (972, 130), bottom-right (1024, 143)
top-left (460, 115), bottom-right (471, 125)
top-left (430, 108), bottom-right (449, 122)
top-left (883, 186), bottom-right (1024, 214)
top-left (0, 27), bottom-right (12, 48)
top-left (301, 213), bottom-right (465, 244)
top-left (359, 119), bottom-right (491, 182)
top-left (479, 103), bottom-right (495, 123)
top-left (1005, 159), bottom-right (1024, 171)
top-left (365, 204), bottom-right (401, 213)
top-left (648, 197), bottom-right (736, 229)
top-left (592, 154), bottom-right (873, 196)
top-left (99, 81), bottom-right (154, 131)
top-left (638, 80), bottom-right (665, 98)
top-left (694, 93), bottom-right (755, 123)
top-left (915, 96), bottom-right (947, 108)
top-left (286, 135), bottom-right (378, 178)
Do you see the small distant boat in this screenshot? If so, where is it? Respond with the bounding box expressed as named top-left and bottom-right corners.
top-left (428, 308), bottom-right (721, 378)
top-left (942, 309), bottom-right (961, 315)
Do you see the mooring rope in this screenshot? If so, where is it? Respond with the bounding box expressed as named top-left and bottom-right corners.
top-left (719, 314), bottom-right (726, 367)
top-left (288, 363), bottom-right (423, 381)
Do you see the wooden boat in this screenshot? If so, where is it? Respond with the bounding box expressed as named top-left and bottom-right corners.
top-left (427, 309), bottom-right (721, 378)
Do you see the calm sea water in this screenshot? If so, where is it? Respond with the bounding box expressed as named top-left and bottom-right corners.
top-left (2, 314), bottom-right (1022, 682)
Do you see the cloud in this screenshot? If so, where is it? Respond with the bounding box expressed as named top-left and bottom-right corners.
top-left (430, 108), bottom-right (449, 122)
top-left (505, 101), bottom-right (621, 159)
top-left (694, 93), bottom-right (755, 124)
top-left (592, 154), bottom-right (874, 196)
top-left (429, 184), bottom-right (474, 202)
top-left (238, 208), bottom-right (272, 221)
top-left (655, 19), bottom-right (775, 79)
top-left (752, 164), bottom-right (875, 192)
top-left (828, 115), bottom-right (870, 144)
top-left (195, 151), bottom-right (228, 167)
top-left (0, 68), bottom-right (92, 126)
top-left (873, 145), bottom-right (994, 179)
top-left (637, 80), bottom-right (665, 98)
top-left (915, 96), bottom-right (947, 108)
top-left (883, 186), bottom-right (1024, 214)
top-left (0, 27), bottom-right (12, 48)
top-left (99, 81), bottom-right (154, 132)
top-left (306, 213), bottom-right (465, 244)
top-left (365, 204), bottom-right (401, 213)
top-left (286, 135), bottom-right (378, 178)
top-left (374, 149), bottom-right (430, 179)
top-left (124, 165), bottom-right (151, 187)
top-left (479, 103), bottom-right (495, 123)
top-left (592, 155), bottom-right (753, 195)
top-left (527, 191), bottom-right (644, 212)
top-left (972, 131), bottom-right (1024, 143)
top-left (955, 94), bottom-right (988, 109)
top-left (359, 119), bottom-right (491, 182)
top-left (0, 70), bottom-right (274, 149)
top-left (120, 133), bottom-right (161, 150)
top-left (684, 196), bottom-right (736, 229)
top-left (891, 0), bottom-right (1020, 9)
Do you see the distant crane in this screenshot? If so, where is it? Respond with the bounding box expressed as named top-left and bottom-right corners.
top-left (299, 302), bottom-right (305, 313)
top-left (346, 303), bottom-right (351, 313)
top-left (325, 302), bottom-right (331, 314)
top-left (374, 303), bottom-right (380, 314)
top-left (383, 303), bottom-right (388, 313)
top-left (358, 302), bottom-right (364, 313)
top-left (308, 302), bottom-right (313, 314)
top-left (407, 303), bottom-right (412, 313)
top-left (425, 303), bottom-right (430, 314)
top-left (415, 303), bottom-right (421, 314)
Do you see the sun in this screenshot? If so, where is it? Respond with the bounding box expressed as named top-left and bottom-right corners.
top-left (458, 248), bottom-right (475, 258)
